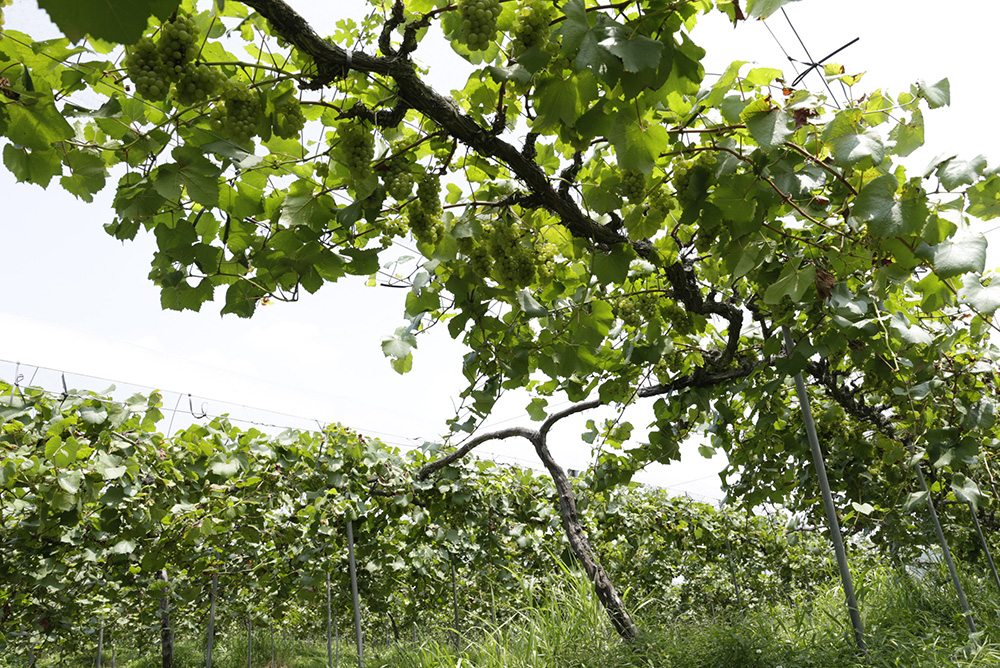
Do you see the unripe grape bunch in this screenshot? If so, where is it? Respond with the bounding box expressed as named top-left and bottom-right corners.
top-left (174, 63), bottom-right (223, 107)
top-left (457, 0), bottom-right (502, 51)
top-left (209, 83), bottom-right (261, 144)
top-left (620, 169), bottom-right (646, 203)
top-left (125, 37), bottom-right (169, 101)
top-left (157, 14), bottom-right (200, 82)
top-left (333, 119), bottom-right (375, 183)
top-left (511, 0), bottom-right (553, 56)
top-left (272, 99), bottom-right (306, 139)
top-left (408, 174), bottom-right (445, 246)
top-left (382, 158), bottom-right (416, 201)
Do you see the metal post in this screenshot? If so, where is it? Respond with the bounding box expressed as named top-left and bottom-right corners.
top-left (450, 561), bottom-right (461, 650)
top-left (96, 619), bottom-right (104, 668)
top-left (326, 573), bottom-right (333, 668)
top-left (206, 574), bottom-right (218, 668)
top-left (247, 613), bottom-right (252, 668)
top-left (347, 520), bottom-right (363, 668)
top-left (967, 500), bottom-right (1000, 594)
top-left (914, 463), bottom-right (976, 635)
top-left (783, 327), bottom-right (866, 651)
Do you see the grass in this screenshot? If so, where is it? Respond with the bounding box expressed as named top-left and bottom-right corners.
top-left (16, 563), bottom-right (1000, 668)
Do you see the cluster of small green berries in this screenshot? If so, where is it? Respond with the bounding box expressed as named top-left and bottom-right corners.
top-left (175, 63), bottom-right (224, 106)
top-left (660, 299), bottom-right (693, 335)
top-left (469, 218), bottom-right (537, 288)
top-left (511, 0), bottom-right (553, 56)
top-left (646, 187), bottom-right (675, 226)
top-left (158, 14), bottom-right (200, 82)
top-left (654, 348), bottom-right (685, 381)
top-left (125, 37), bottom-right (170, 100)
top-left (536, 240), bottom-right (558, 283)
top-left (382, 158), bottom-right (416, 201)
top-left (672, 153), bottom-right (717, 204)
top-left (209, 84), bottom-right (260, 144)
top-left (615, 299), bottom-right (643, 329)
top-left (407, 174), bottom-right (445, 245)
top-left (272, 99), bottom-right (306, 139)
top-left (374, 216), bottom-right (408, 247)
top-left (333, 119), bottom-right (375, 184)
top-left (0, 0), bottom-right (10, 38)
top-left (124, 13), bottom-right (231, 108)
top-left (620, 169), bottom-right (646, 203)
top-left (457, 0), bottom-right (502, 51)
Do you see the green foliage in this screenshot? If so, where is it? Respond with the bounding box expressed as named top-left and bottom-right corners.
top-left (3, 0), bottom-right (1000, 648)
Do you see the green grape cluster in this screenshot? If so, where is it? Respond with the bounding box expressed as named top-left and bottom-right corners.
top-left (407, 174), bottom-right (445, 245)
top-left (375, 216), bottom-right (408, 247)
top-left (272, 99), bottom-right (306, 139)
top-left (457, 0), bottom-right (501, 51)
top-left (536, 240), bottom-right (558, 283)
top-left (209, 84), bottom-right (260, 144)
top-left (615, 299), bottom-right (642, 329)
top-left (620, 169), bottom-right (646, 203)
top-left (334, 119), bottom-right (375, 182)
top-left (511, 0), bottom-right (553, 56)
top-left (382, 159), bottom-right (416, 201)
top-left (660, 299), bottom-right (693, 335)
top-left (125, 37), bottom-right (170, 101)
top-left (672, 153), bottom-right (717, 205)
top-left (174, 63), bottom-right (223, 107)
top-left (157, 14), bottom-right (200, 82)
top-left (655, 348), bottom-right (685, 380)
top-left (647, 187), bottom-right (674, 225)
top-left (468, 243), bottom-right (492, 277)
top-left (0, 0), bottom-right (12, 39)
top-left (488, 218), bottom-right (536, 288)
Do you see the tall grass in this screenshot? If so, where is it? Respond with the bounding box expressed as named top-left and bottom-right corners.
top-left (19, 562), bottom-right (1000, 668)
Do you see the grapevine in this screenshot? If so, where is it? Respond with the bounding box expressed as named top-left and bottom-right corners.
top-left (334, 119), bottom-right (375, 184)
top-left (407, 174), bottom-right (445, 246)
top-left (511, 0), bottom-right (553, 56)
top-left (124, 37), bottom-right (169, 101)
top-left (457, 0), bottom-right (502, 51)
top-left (157, 14), bottom-right (200, 83)
top-left (272, 99), bottom-right (306, 139)
top-left (383, 158), bottom-right (416, 201)
top-left (209, 83), bottom-right (261, 144)
top-left (174, 63), bottom-right (223, 107)
top-left (487, 217), bottom-right (536, 288)
top-left (646, 188), bottom-right (674, 226)
top-left (620, 169), bottom-right (646, 203)
top-left (535, 240), bottom-right (558, 283)
top-left (0, 0), bottom-right (11, 37)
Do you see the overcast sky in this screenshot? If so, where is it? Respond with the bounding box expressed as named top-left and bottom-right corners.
top-left (1, 0), bottom-right (999, 501)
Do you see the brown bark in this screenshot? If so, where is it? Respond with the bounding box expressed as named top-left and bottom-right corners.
top-left (530, 432), bottom-right (638, 641)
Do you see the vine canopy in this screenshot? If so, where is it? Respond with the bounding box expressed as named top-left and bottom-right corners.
top-left (0, 0), bottom-right (998, 516)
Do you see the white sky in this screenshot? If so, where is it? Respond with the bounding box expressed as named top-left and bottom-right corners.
top-left (2, 0), bottom-right (999, 502)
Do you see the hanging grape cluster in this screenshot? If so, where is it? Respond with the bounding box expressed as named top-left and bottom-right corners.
top-left (619, 169), bottom-right (646, 203)
top-left (407, 174), bottom-right (445, 245)
top-left (209, 83), bottom-right (261, 144)
top-left (125, 37), bottom-right (170, 101)
top-left (536, 240), bottom-right (558, 283)
top-left (333, 119), bottom-right (375, 184)
top-left (646, 188), bottom-right (675, 226)
top-left (174, 63), bottom-right (224, 106)
top-left (272, 99), bottom-right (306, 139)
top-left (124, 12), bottom-right (225, 106)
top-left (157, 14), bottom-right (200, 82)
top-left (382, 157), bottom-right (416, 201)
top-left (486, 218), bottom-right (537, 288)
top-left (457, 0), bottom-right (502, 51)
top-left (672, 153), bottom-right (716, 205)
top-left (511, 0), bottom-right (553, 56)
top-left (0, 0), bottom-right (10, 38)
